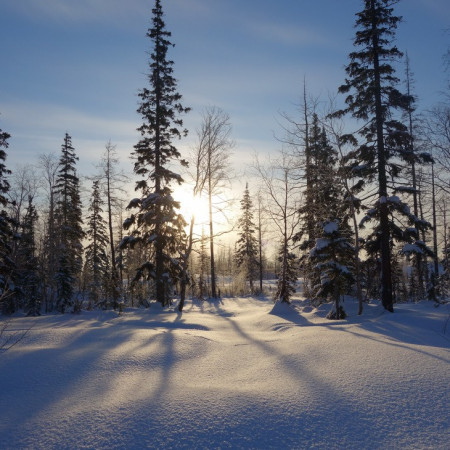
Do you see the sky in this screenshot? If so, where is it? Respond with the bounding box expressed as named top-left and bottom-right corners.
top-left (1, 0), bottom-right (449, 187)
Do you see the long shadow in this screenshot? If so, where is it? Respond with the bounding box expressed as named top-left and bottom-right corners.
top-left (269, 298), bottom-right (450, 351)
top-left (336, 325), bottom-right (450, 364)
top-left (2, 301), bottom-right (448, 449)
top-left (270, 297), bottom-right (450, 361)
top-left (0, 310), bottom-right (206, 448)
top-left (208, 300), bottom-right (370, 418)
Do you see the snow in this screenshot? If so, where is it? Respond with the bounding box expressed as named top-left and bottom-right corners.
top-left (0, 296), bottom-right (449, 449)
top-left (323, 220), bottom-right (338, 234)
top-left (311, 237), bottom-right (330, 253)
top-left (402, 243), bottom-right (425, 255)
top-left (387, 195), bottom-right (400, 204)
top-left (395, 186), bottom-right (417, 193)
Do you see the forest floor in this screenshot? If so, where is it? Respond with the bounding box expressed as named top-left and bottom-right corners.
top-left (0, 293), bottom-right (449, 449)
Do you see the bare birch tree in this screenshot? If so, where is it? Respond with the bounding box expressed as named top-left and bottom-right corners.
top-left (197, 106), bottom-right (234, 299)
top-left (254, 151), bottom-right (302, 303)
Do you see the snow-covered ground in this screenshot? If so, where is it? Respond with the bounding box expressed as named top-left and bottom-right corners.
top-left (0, 296), bottom-right (449, 449)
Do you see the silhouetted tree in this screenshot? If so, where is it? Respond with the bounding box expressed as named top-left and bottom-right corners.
top-left (121, 0), bottom-right (190, 307)
top-left (0, 124), bottom-right (16, 314)
top-left (196, 106), bottom-right (234, 299)
top-left (97, 141), bottom-right (128, 307)
top-left (334, 0), bottom-right (424, 311)
top-left (20, 197), bottom-right (41, 316)
top-left (54, 133), bottom-right (84, 313)
top-left (236, 183), bottom-right (259, 294)
top-left (84, 180), bottom-right (109, 309)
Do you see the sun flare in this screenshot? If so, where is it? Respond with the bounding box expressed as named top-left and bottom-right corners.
top-left (174, 187), bottom-right (210, 227)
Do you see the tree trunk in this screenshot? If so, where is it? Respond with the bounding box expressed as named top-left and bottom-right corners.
top-left (258, 198), bottom-right (263, 293)
top-left (405, 55), bottom-right (424, 299)
top-left (303, 81), bottom-right (314, 247)
top-left (208, 174), bottom-right (217, 299)
top-left (431, 161), bottom-right (439, 301)
top-left (106, 161), bottom-right (120, 309)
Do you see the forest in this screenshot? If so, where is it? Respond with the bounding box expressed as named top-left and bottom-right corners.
top-left (0, 0), bottom-right (450, 319)
top-left (0, 1), bottom-right (449, 448)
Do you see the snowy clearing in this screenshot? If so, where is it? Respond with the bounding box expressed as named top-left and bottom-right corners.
top-left (0, 297), bottom-right (449, 449)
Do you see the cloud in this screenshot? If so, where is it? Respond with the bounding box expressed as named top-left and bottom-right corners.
top-left (4, 0), bottom-right (219, 29)
top-left (3, 101), bottom-right (136, 139)
top-left (4, 0), bottom-right (149, 27)
top-left (166, 0), bottom-right (215, 19)
top-left (413, 0), bottom-right (450, 22)
top-left (1, 100), bottom-right (139, 173)
top-left (245, 20), bottom-right (335, 49)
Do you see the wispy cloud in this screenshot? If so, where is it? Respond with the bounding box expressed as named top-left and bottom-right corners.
top-left (246, 20), bottom-right (334, 48)
top-left (3, 101), bottom-right (136, 139)
top-left (166, 0), bottom-right (215, 19)
top-left (1, 101), bottom-right (138, 172)
top-left (413, 0), bottom-right (450, 22)
top-left (4, 0), bottom-right (149, 26)
top-left (5, 0), bottom-right (218, 28)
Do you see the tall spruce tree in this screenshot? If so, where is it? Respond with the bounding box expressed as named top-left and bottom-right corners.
top-left (39, 153), bottom-right (59, 312)
top-left (0, 125), bottom-right (15, 313)
top-left (54, 133), bottom-right (84, 313)
top-left (20, 196), bottom-right (41, 316)
top-left (295, 114), bottom-right (343, 298)
top-left (334, 0), bottom-right (425, 311)
top-left (235, 183), bottom-right (259, 294)
top-left (298, 114), bottom-right (340, 243)
top-left (121, 0), bottom-right (189, 307)
top-left (84, 180), bottom-right (109, 309)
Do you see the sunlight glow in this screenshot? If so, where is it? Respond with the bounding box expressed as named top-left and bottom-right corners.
top-left (175, 187), bottom-right (210, 228)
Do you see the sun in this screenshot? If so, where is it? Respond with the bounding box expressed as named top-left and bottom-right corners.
top-left (174, 186), bottom-right (210, 228)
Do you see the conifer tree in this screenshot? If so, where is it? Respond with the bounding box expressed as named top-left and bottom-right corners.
top-left (295, 114), bottom-right (343, 297)
top-left (310, 220), bottom-right (355, 319)
top-left (402, 54), bottom-right (425, 298)
top-left (197, 227), bottom-right (209, 300)
top-left (256, 191), bottom-right (266, 293)
top-left (297, 115), bottom-right (340, 242)
top-left (121, 0), bottom-right (189, 307)
top-left (54, 133), bottom-right (84, 313)
top-left (275, 245), bottom-right (298, 304)
top-left (20, 196), bottom-right (41, 316)
top-left (235, 183), bottom-right (259, 294)
top-left (334, 0), bottom-right (427, 311)
top-left (39, 153), bottom-right (59, 312)
top-left (0, 125), bottom-right (16, 313)
top-left (84, 180), bottom-right (109, 309)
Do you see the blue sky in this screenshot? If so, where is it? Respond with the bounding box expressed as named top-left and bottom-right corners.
top-left (1, 0), bottom-right (449, 178)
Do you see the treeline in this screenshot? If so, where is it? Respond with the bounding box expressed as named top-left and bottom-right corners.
top-left (0, 0), bottom-right (449, 317)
